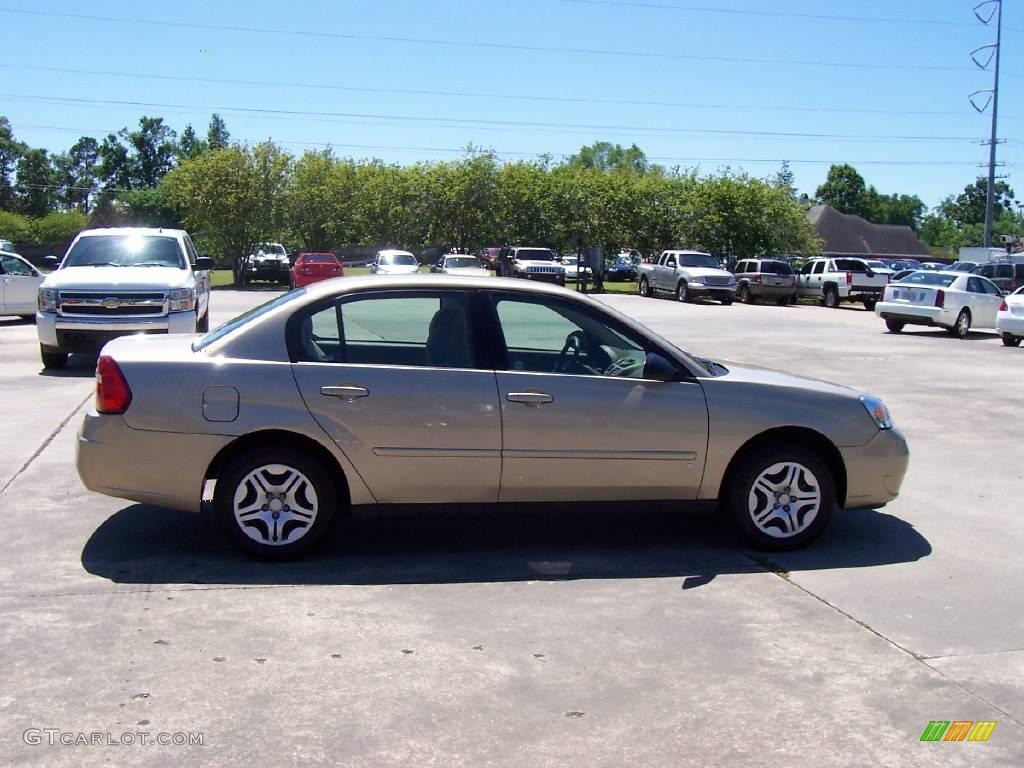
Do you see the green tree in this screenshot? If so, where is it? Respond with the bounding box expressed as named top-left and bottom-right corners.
top-left (178, 124), bottom-right (207, 161)
top-left (864, 190), bottom-right (925, 230)
top-left (207, 114), bottom-right (230, 151)
top-left (351, 161), bottom-right (424, 247)
top-left (938, 178), bottom-right (1015, 227)
top-left (0, 209), bottom-right (32, 242)
top-left (32, 211), bottom-right (89, 249)
top-left (416, 150), bottom-right (500, 250)
top-left (14, 148), bottom-right (56, 216)
top-left (815, 163), bottom-right (867, 216)
top-left (285, 149), bottom-right (358, 250)
top-left (0, 116), bottom-right (27, 210)
top-left (97, 116), bottom-right (177, 194)
top-left (564, 142), bottom-right (653, 175)
top-left (53, 137), bottom-right (100, 212)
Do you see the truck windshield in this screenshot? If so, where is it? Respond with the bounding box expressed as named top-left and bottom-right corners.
top-left (517, 249), bottom-right (554, 261)
top-left (679, 254), bottom-right (718, 268)
top-left (381, 253), bottom-right (417, 265)
top-left (63, 235), bottom-right (185, 268)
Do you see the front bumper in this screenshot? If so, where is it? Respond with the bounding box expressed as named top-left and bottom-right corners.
top-left (37, 311), bottom-right (198, 351)
top-left (996, 312), bottom-right (1024, 337)
top-left (689, 283), bottom-right (737, 297)
top-left (517, 271), bottom-right (565, 285)
top-left (839, 427), bottom-right (909, 509)
top-left (77, 410), bottom-right (231, 513)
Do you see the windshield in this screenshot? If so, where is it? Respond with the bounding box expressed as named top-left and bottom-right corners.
top-left (255, 244), bottom-right (286, 256)
top-left (444, 256), bottom-right (482, 269)
top-left (949, 262), bottom-right (976, 272)
top-left (865, 260), bottom-right (888, 269)
top-left (516, 249), bottom-right (554, 261)
top-left (678, 254), bottom-right (719, 268)
top-left (761, 261), bottom-right (793, 275)
top-left (194, 289), bottom-right (307, 351)
top-left (381, 252), bottom-right (417, 265)
top-left (894, 271), bottom-right (957, 287)
top-left (63, 235), bottom-right (184, 268)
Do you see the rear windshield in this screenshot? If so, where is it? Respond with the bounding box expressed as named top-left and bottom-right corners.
top-left (895, 272), bottom-right (957, 287)
top-left (380, 253), bottom-right (417, 265)
top-left (760, 261), bottom-right (793, 275)
top-left (64, 235), bottom-right (185, 269)
top-left (516, 249), bottom-right (555, 261)
top-left (444, 256), bottom-right (482, 269)
top-left (194, 289), bottom-right (307, 351)
top-left (834, 259), bottom-right (870, 273)
top-left (678, 254), bottom-right (719, 268)
top-left (303, 254), bottom-right (337, 264)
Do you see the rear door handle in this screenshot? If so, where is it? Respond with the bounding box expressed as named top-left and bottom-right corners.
top-left (507, 391), bottom-right (553, 406)
top-left (321, 385), bottom-right (369, 401)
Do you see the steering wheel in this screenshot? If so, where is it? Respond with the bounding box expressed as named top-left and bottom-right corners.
top-left (555, 330), bottom-right (586, 372)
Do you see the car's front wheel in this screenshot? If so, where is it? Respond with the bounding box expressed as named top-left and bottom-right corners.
top-left (863, 298), bottom-right (877, 311)
top-left (214, 447), bottom-right (337, 560)
top-left (638, 277), bottom-right (651, 297)
top-left (885, 319), bottom-right (905, 334)
top-left (40, 345), bottom-right (68, 370)
top-left (726, 445), bottom-right (835, 550)
top-left (676, 281), bottom-right (690, 303)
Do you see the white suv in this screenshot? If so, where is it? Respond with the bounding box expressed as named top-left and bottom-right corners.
top-left (36, 228), bottom-right (212, 369)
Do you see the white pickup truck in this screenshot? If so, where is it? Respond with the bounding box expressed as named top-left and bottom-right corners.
top-left (795, 257), bottom-right (890, 310)
top-left (637, 250), bottom-right (736, 303)
top-left (36, 227), bottom-right (213, 369)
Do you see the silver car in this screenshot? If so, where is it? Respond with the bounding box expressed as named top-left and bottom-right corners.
top-left (78, 276), bottom-right (908, 559)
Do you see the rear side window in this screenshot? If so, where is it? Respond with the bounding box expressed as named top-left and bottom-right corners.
top-left (761, 261), bottom-right (793, 275)
top-left (834, 259), bottom-right (868, 273)
top-left (295, 292), bottom-right (475, 369)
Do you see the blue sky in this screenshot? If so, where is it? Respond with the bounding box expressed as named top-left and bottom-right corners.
top-left (2, 0), bottom-right (1021, 208)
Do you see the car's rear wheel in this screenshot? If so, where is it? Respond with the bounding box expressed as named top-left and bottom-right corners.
top-left (726, 445), bottom-right (834, 551)
top-left (950, 309), bottom-right (971, 339)
top-left (720, 295), bottom-right (733, 306)
top-left (863, 298), bottom-right (877, 311)
top-left (676, 281), bottom-right (690, 303)
top-left (885, 319), bottom-right (905, 334)
top-left (214, 447), bottom-right (337, 560)
top-left (40, 345), bottom-right (68, 370)
top-left (1002, 333), bottom-right (1022, 347)
top-left (638, 277), bottom-right (651, 297)
top-left (776, 296), bottom-right (791, 306)
top-left (822, 286), bottom-right (840, 309)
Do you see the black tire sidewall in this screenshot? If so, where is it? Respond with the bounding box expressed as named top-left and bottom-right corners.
top-left (677, 281), bottom-right (688, 302)
top-left (214, 447), bottom-right (337, 560)
top-left (726, 444), bottom-right (835, 551)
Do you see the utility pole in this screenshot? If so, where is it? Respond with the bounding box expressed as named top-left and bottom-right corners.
top-left (971, 0), bottom-right (1003, 248)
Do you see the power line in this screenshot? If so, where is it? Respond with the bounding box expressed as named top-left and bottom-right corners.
top-left (13, 123), bottom-right (995, 168)
top-left (0, 6), bottom-right (1000, 76)
top-left (0, 63), bottom-right (1006, 122)
top-left (0, 93), bottom-right (991, 144)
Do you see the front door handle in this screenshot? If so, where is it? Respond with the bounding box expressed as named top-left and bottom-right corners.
top-left (507, 391), bottom-right (554, 406)
top-left (321, 384), bottom-right (369, 401)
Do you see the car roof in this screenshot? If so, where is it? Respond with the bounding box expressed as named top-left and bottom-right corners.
top-left (377, 249), bottom-right (414, 256)
top-left (299, 274), bottom-right (569, 302)
top-left (665, 249), bottom-right (711, 255)
top-left (77, 227), bottom-right (187, 238)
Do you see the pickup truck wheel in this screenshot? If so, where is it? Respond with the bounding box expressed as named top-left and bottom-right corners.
top-left (949, 309), bottom-right (971, 339)
top-left (739, 285), bottom-right (754, 304)
top-left (638, 277), bottom-right (651, 297)
top-left (863, 298), bottom-right (877, 311)
top-left (720, 295), bottom-right (733, 305)
top-left (885, 319), bottom-right (905, 334)
top-left (675, 281), bottom-right (690, 303)
top-left (1002, 333), bottom-right (1022, 347)
top-left (726, 444), bottom-right (834, 551)
top-left (214, 446), bottom-right (337, 560)
top-left (776, 296), bottom-right (790, 306)
top-left (822, 286), bottom-right (840, 309)
top-left (40, 345), bottom-right (68, 370)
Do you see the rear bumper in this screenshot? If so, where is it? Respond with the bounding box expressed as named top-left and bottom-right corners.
top-left (77, 410), bottom-right (231, 513)
top-left (37, 311), bottom-right (197, 350)
top-left (996, 312), bottom-right (1024, 336)
top-left (839, 427), bottom-right (909, 509)
top-left (875, 303), bottom-right (948, 327)
top-left (748, 284), bottom-right (796, 297)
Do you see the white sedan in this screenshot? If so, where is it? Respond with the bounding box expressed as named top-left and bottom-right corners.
top-left (875, 270), bottom-right (1005, 338)
top-left (431, 254), bottom-right (491, 277)
top-left (997, 285), bottom-right (1024, 347)
top-left (0, 250), bottom-right (45, 320)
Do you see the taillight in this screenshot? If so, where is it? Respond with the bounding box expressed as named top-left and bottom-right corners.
top-left (845, 271), bottom-right (853, 285)
top-left (1000, 300), bottom-right (1008, 311)
top-left (935, 290), bottom-right (945, 308)
top-left (96, 355), bottom-right (132, 414)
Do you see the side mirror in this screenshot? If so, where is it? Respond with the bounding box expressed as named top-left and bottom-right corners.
top-left (194, 256), bottom-right (215, 271)
top-left (643, 352), bottom-right (680, 382)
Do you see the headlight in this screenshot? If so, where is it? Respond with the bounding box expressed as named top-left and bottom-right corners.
top-left (169, 287), bottom-right (196, 312)
top-left (38, 287), bottom-right (58, 312)
top-left (860, 395), bottom-right (893, 430)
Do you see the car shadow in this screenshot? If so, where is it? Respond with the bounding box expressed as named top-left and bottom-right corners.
top-left (37, 353), bottom-right (98, 377)
top-left (0, 315), bottom-right (34, 326)
top-left (885, 329), bottom-right (998, 342)
top-left (81, 503), bottom-right (931, 588)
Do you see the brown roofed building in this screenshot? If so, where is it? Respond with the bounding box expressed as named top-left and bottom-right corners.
top-left (807, 204), bottom-right (931, 259)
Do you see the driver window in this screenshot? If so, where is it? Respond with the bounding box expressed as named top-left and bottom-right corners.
top-left (493, 296), bottom-right (648, 379)
top-left (666, 255), bottom-right (677, 267)
top-left (811, 262), bottom-right (825, 274)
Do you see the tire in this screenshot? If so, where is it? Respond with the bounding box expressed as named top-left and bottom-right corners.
top-left (739, 285), bottom-right (754, 304)
top-left (885, 319), bottom-right (905, 334)
top-left (40, 345), bottom-right (68, 370)
top-left (213, 446), bottom-right (338, 560)
top-left (196, 310), bottom-right (210, 333)
top-left (726, 444), bottom-right (835, 551)
top-left (776, 296), bottom-right (791, 306)
top-left (822, 286), bottom-right (840, 309)
top-left (863, 298), bottom-right (877, 312)
top-left (638, 277), bottom-right (652, 297)
top-left (949, 309), bottom-right (971, 339)
top-left (18, 314), bottom-right (36, 324)
top-left (675, 281), bottom-right (690, 303)
top-left (720, 295), bottom-right (733, 305)
top-left (1002, 333), bottom-right (1021, 347)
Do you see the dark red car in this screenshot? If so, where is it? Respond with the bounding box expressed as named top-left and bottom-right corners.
top-left (290, 252), bottom-right (344, 288)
